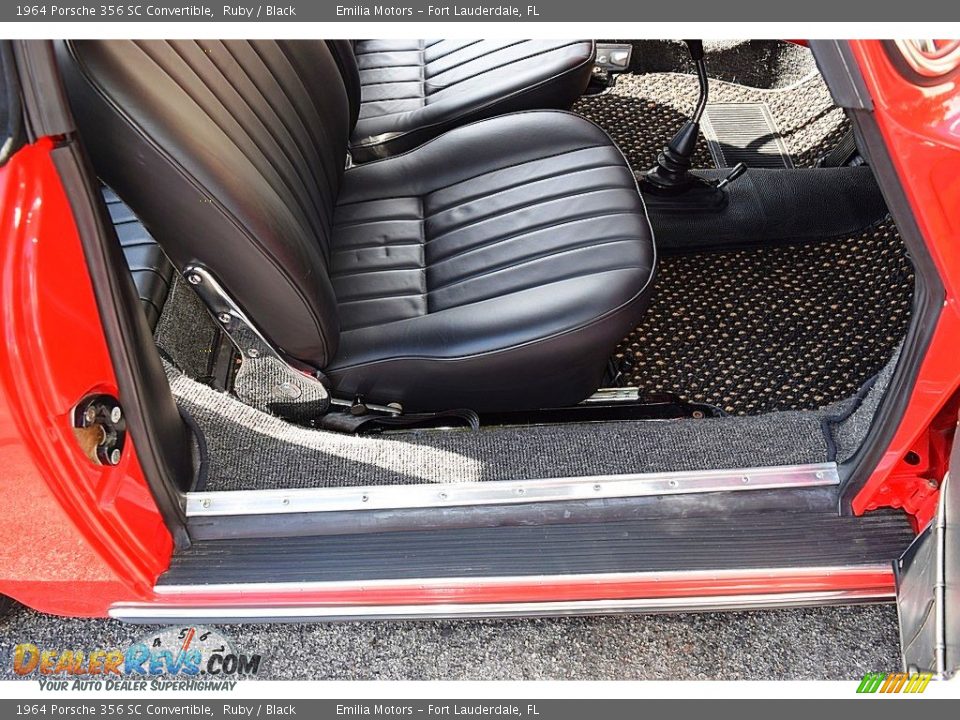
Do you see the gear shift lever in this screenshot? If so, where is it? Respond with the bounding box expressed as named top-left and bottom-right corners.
top-left (641, 40), bottom-right (711, 194)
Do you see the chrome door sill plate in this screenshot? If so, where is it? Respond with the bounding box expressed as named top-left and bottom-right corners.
top-left (185, 461), bottom-right (839, 517)
top-left (111, 563), bottom-right (894, 623)
top-left (110, 590), bottom-right (890, 623)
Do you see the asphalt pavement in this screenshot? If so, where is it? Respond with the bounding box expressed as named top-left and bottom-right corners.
top-left (0, 602), bottom-right (901, 680)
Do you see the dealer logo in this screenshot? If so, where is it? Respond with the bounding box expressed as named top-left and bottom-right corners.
top-left (12, 625), bottom-right (261, 691)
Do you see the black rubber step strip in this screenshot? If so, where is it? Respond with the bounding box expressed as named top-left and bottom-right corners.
top-left (160, 510), bottom-right (914, 586)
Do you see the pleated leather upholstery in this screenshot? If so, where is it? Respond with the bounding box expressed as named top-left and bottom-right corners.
top-left (331, 39), bottom-right (596, 161)
top-left (326, 111), bottom-right (656, 411)
top-left (60, 39), bottom-right (348, 365)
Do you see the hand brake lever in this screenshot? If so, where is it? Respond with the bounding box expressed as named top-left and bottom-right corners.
top-left (715, 162), bottom-right (748, 190)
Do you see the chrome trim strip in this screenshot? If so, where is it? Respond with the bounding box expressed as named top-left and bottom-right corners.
top-left (110, 588), bottom-right (894, 624)
top-left (183, 265), bottom-right (329, 409)
top-left (184, 462), bottom-right (839, 517)
top-left (153, 563), bottom-right (890, 596)
top-left (581, 387), bottom-right (641, 404)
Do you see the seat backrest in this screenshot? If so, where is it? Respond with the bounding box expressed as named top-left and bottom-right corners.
top-left (325, 40), bottom-right (361, 131)
top-left (57, 40), bottom-right (351, 367)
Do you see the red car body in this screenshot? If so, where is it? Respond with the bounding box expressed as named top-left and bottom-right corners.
top-left (1, 39), bottom-right (958, 619)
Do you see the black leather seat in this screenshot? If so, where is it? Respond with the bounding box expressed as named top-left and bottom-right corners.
top-left (59, 40), bottom-right (655, 413)
top-left (327, 40), bottom-right (596, 161)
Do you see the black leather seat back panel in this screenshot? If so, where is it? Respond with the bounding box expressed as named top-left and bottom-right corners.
top-left (58, 40), bottom-right (350, 366)
top-left (325, 39), bottom-right (361, 131)
top-left (331, 39), bottom-right (595, 161)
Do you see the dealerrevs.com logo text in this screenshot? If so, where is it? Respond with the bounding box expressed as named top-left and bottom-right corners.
top-left (12, 626), bottom-right (261, 691)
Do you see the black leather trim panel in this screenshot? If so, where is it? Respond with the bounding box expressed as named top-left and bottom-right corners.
top-left (102, 186), bottom-right (174, 330)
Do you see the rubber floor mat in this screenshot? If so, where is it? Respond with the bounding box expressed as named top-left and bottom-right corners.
top-left (701, 102), bottom-right (793, 169)
top-left (616, 218), bottom-right (914, 415)
top-left (573, 71), bottom-right (848, 170)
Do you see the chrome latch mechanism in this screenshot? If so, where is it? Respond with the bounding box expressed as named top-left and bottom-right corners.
top-left (183, 265), bottom-right (330, 421)
top-left (72, 394), bottom-right (126, 466)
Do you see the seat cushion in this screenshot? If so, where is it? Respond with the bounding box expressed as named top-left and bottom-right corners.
top-left (327, 111), bottom-right (656, 412)
top-left (347, 40), bottom-right (596, 161)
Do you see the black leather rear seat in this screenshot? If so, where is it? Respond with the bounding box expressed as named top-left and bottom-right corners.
top-left (102, 186), bottom-right (173, 330)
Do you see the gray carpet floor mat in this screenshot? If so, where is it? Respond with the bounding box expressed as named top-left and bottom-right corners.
top-left (169, 349), bottom-right (897, 492)
top-left (573, 70), bottom-right (849, 171)
top-left (155, 274), bottom-right (224, 380)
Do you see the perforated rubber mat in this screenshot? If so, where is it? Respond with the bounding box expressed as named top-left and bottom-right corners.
top-left (615, 218), bottom-right (913, 415)
top-left (573, 71), bottom-right (848, 170)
